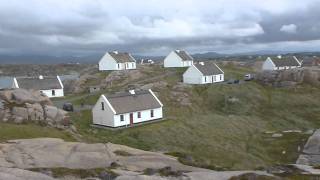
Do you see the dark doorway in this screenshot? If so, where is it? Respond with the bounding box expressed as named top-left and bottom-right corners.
top-left (130, 113), bottom-right (133, 125)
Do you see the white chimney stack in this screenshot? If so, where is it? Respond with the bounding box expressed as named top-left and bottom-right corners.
top-left (277, 55), bottom-right (282, 59)
top-left (113, 51), bottom-right (118, 54)
top-left (129, 90), bottom-right (135, 95)
top-left (39, 75), bottom-right (44, 79)
top-left (199, 62), bottom-right (204, 65)
top-left (176, 49), bottom-right (180, 53)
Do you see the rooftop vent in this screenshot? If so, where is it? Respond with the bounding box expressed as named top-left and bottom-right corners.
top-left (39, 75), bottom-right (44, 80)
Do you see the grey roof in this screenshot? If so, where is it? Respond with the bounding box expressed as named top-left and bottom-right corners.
top-left (174, 50), bottom-right (194, 61)
top-left (16, 76), bottom-right (62, 90)
top-left (105, 90), bottom-right (162, 114)
top-left (194, 62), bottom-right (224, 75)
top-left (271, 57), bottom-right (301, 67)
top-left (302, 57), bottom-right (320, 66)
top-left (109, 51), bottom-right (136, 63)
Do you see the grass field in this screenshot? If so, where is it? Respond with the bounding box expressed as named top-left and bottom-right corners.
top-left (0, 122), bottom-right (75, 142)
top-left (68, 64), bottom-right (320, 170)
top-left (1, 63), bottom-right (318, 170)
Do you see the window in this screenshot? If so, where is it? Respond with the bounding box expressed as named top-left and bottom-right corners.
top-left (120, 115), bottom-right (124, 121)
top-left (101, 102), bottom-right (104, 110)
top-left (117, 64), bottom-right (120, 69)
top-left (137, 112), bottom-right (141, 118)
top-left (52, 90), bottom-right (55, 96)
top-left (204, 76), bottom-right (207, 82)
top-left (150, 110), bottom-right (154, 117)
top-left (220, 75), bottom-right (222, 80)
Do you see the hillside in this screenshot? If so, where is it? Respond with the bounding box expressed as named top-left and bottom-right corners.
top-left (59, 64), bottom-right (320, 170)
top-left (1, 63), bottom-right (319, 171)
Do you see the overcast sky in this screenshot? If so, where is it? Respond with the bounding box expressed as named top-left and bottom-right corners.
top-left (0, 0), bottom-right (320, 56)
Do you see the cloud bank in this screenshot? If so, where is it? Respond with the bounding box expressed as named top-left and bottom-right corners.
top-left (0, 0), bottom-right (320, 56)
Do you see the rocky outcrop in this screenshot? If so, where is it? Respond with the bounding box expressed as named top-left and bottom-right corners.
top-left (297, 129), bottom-right (320, 166)
top-left (0, 167), bottom-right (55, 180)
top-left (256, 68), bottom-right (320, 87)
top-left (0, 138), bottom-right (272, 180)
top-left (0, 89), bottom-right (69, 128)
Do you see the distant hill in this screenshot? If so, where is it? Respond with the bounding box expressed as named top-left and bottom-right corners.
top-left (192, 52), bottom-right (224, 59)
top-left (0, 51), bottom-right (320, 64)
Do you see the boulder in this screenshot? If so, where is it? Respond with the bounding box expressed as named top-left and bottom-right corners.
top-left (0, 167), bottom-right (55, 180)
top-left (44, 105), bottom-right (67, 125)
top-left (297, 129), bottom-right (320, 165)
top-left (256, 68), bottom-right (320, 87)
top-left (11, 107), bottom-right (29, 123)
top-left (0, 89), bottom-right (51, 105)
top-left (0, 89), bottom-right (68, 128)
top-left (26, 103), bottom-right (45, 121)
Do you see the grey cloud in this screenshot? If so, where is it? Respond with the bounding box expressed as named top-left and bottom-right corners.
top-left (0, 0), bottom-right (320, 57)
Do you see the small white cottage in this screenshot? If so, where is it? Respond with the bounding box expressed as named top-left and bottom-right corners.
top-left (12, 75), bottom-right (64, 98)
top-left (164, 50), bottom-right (194, 68)
top-left (99, 51), bottom-right (136, 71)
top-left (92, 89), bottom-right (163, 128)
top-left (262, 56), bottom-right (301, 71)
top-left (183, 62), bottom-right (224, 84)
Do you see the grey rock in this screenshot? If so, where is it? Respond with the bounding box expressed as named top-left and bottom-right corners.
top-left (0, 89), bottom-right (51, 105)
top-left (297, 129), bottom-right (320, 165)
top-left (26, 103), bottom-right (44, 121)
top-left (12, 107), bottom-right (29, 121)
top-left (0, 167), bottom-right (55, 180)
top-left (271, 133), bottom-right (283, 138)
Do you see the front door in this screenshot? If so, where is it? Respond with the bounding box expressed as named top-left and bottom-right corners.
top-left (130, 113), bottom-right (133, 125)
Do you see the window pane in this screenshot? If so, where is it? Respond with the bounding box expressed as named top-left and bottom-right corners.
top-left (101, 102), bottom-right (104, 110)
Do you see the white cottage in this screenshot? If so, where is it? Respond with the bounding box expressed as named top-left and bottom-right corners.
top-left (262, 56), bottom-right (301, 71)
top-left (99, 51), bottom-right (136, 71)
top-left (183, 62), bottom-right (224, 84)
top-left (12, 75), bottom-right (64, 98)
top-left (92, 89), bottom-right (163, 128)
top-left (164, 50), bottom-right (194, 68)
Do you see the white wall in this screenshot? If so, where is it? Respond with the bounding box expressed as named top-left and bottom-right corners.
top-left (40, 88), bottom-right (64, 98)
top-left (99, 53), bottom-right (118, 71)
top-left (92, 96), bottom-right (115, 127)
top-left (99, 53), bottom-right (137, 71)
top-left (182, 61), bottom-right (193, 67)
top-left (113, 107), bottom-right (163, 127)
top-left (164, 51), bottom-right (193, 68)
top-left (201, 74), bottom-right (224, 84)
top-left (183, 66), bottom-right (224, 84)
top-left (262, 58), bottom-right (276, 71)
top-left (183, 65), bottom-right (203, 84)
top-left (92, 95), bottom-right (163, 128)
top-left (263, 57), bottom-right (301, 71)
top-left (125, 62), bottom-right (136, 70)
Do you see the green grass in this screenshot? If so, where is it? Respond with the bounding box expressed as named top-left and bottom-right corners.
top-left (0, 122), bottom-right (75, 142)
top-left (29, 168), bottom-right (118, 179)
top-left (66, 64), bottom-right (320, 170)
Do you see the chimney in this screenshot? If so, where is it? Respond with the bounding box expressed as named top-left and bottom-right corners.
top-left (113, 51), bottom-right (118, 54)
top-left (199, 62), bottom-right (204, 65)
top-left (277, 55), bottom-right (282, 59)
top-left (39, 75), bottom-right (44, 79)
top-left (129, 90), bottom-right (135, 95)
top-left (176, 49), bottom-right (180, 53)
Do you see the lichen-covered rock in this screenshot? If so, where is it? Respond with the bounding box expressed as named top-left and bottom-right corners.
top-left (0, 89), bottom-right (68, 128)
top-left (0, 89), bottom-right (51, 105)
top-left (297, 129), bottom-right (320, 166)
top-left (256, 68), bottom-right (320, 87)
